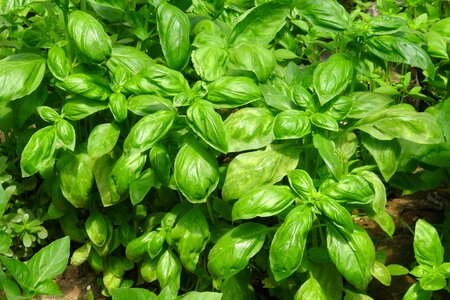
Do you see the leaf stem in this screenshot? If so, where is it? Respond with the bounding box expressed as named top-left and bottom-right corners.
top-left (206, 199), bottom-right (216, 225)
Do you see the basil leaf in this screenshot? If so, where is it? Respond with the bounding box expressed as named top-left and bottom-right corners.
top-left (68, 10), bottom-right (112, 62)
top-left (367, 35), bottom-right (434, 77)
top-left (192, 46), bottom-right (229, 82)
top-left (347, 92), bottom-right (394, 119)
top-left (323, 96), bottom-right (352, 121)
top-left (313, 54), bottom-right (354, 106)
top-left (261, 78), bottom-right (296, 110)
top-left (361, 134), bottom-right (400, 182)
top-left (232, 185), bottom-right (296, 220)
top-left (130, 169), bottom-right (157, 205)
top-left (270, 205), bottom-right (313, 281)
top-left (58, 73), bottom-right (111, 101)
top-left (55, 119), bottom-right (76, 151)
top-left (26, 236), bottom-right (70, 288)
top-left (310, 113), bottom-right (339, 132)
top-left (180, 291), bottom-right (223, 300)
top-left (403, 283), bottom-right (432, 300)
top-left (71, 243), bottom-right (92, 267)
top-left (309, 262), bottom-right (343, 300)
top-left (419, 273), bottom-right (447, 291)
top-left (174, 141), bottom-right (219, 203)
top-left (109, 152), bottom-right (147, 198)
top-left (149, 144), bottom-right (172, 186)
top-left (127, 95), bottom-right (175, 116)
top-left (273, 110), bottom-right (311, 140)
top-left (126, 231), bottom-right (157, 262)
top-left (62, 98), bottom-right (108, 121)
top-left (85, 212), bottom-right (109, 247)
top-left (109, 93), bottom-right (128, 123)
top-left (371, 260), bottom-right (391, 286)
top-left (124, 111), bottom-right (176, 154)
top-left (106, 45), bottom-right (154, 75)
top-left (206, 76), bottom-right (261, 108)
top-left (224, 107), bottom-right (274, 152)
top-left (171, 207), bottom-right (210, 272)
top-left (157, 249), bottom-right (182, 292)
top-left (353, 104), bottom-right (445, 144)
top-left (58, 150), bottom-right (94, 208)
top-left (47, 45), bottom-right (70, 81)
top-left (37, 106), bottom-right (60, 123)
top-left (414, 219), bottom-right (444, 267)
top-left (0, 256), bottom-right (30, 289)
top-left (0, 0), bottom-right (47, 15)
top-left (313, 133), bottom-right (343, 180)
top-left (222, 144), bottom-right (299, 200)
top-left (111, 288), bottom-right (157, 300)
top-left (146, 231), bottom-right (165, 259)
top-left (0, 53), bottom-right (46, 102)
top-left (207, 222), bottom-right (267, 278)
top-left (20, 126), bottom-right (57, 177)
top-left (187, 100), bottom-right (228, 153)
top-left (221, 271), bottom-right (256, 300)
top-left (295, 277), bottom-right (327, 300)
top-left (229, 1), bottom-right (290, 47)
top-left (140, 255), bottom-right (158, 283)
top-left (316, 197), bottom-right (354, 234)
top-left (87, 0), bottom-right (127, 22)
top-left (287, 169), bottom-right (316, 200)
top-left (386, 264), bottom-right (409, 276)
top-left (87, 123), bottom-right (121, 158)
top-left (370, 15), bottom-right (407, 35)
top-left (321, 174), bottom-right (374, 205)
top-left (294, 0), bottom-right (351, 32)
top-left (228, 44), bottom-right (276, 82)
top-left (327, 224), bottom-right (375, 291)
top-left (156, 1), bottom-right (191, 70)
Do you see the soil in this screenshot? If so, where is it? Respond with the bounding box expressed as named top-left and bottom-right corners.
top-left (23, 191), bottom-right (449, 300)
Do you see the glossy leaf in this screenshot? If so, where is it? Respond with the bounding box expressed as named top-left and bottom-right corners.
top-left (353, 104), bottom-right (444, 144)
top-left (130, 169), bottom-right (157, 205)
top-left (371, 260), bottom-right (391, 286)
top-left (294, 0), bottom-right (351, 31)
top-left (127, 95), bottom-right (175, 116)
top-left (21, 126), bottom-right (56, 177)
top-left (321, 174), bottom-right (374, 205)
top-left (414, 219), bottom-right (444, 267)
top-left (287, 169), bottom-right (316, 200)
top-left (187, 100), bottom-right (228, 153)
top-left (313, 134), bottom-right (343, 180)
top-left (327, 224), bottom-right (375, 291)
top-left (224, 107), bottom-right (274, 152)
top-left (180, 291), bottom-right (223, 300)
top-left (222, 145), bottom-right (299, 200)
top-left (232, 185), bottom-right (296, 220)
top-left (0, 53), bottom-right (46, 102)
top-left (0, 0), bottom-right (47, 15)
top-left (109, 93), bottom-right (128, 123)
top-left (55, 119), bottom-right (76, 151)
top-left (124, 111), bottom-right (176, 154)
top-left (270, 205), bottom-right (313, 281)
top-left (126, 231), bottom-right (157, 262)
top-left (37, 106), bottom-right (60, 123)
top-left (70, 243), bottom-right (92, 267)
top-left (157, 249), bottom-right (182, 292)
top-left (208, 222), bottom-right (267, 278)
top-left (68, 10), bottom-right (112, 62)
top-left (403, 282), bottom-right (432, 300)
top-left (58, 73), bottom-right (111, 101)
top-left (47, 45), bottom-right (70, 80)
top-left (87, 123), bottom-right (120, 158)
top-left (347, 92), bottom-right (395, 119)
top-left (310, 113), bottom-right (339, 132)
top-left (206, 76), bottom-right (261, 108)
top-left (295, 277), bottom-right (327, 300)
top-left (149, 144), bottom-right (172, 185)
top-left (170, 207), bottom-right (211, 272)
top-left (111, 288), bottom-right (157, 300)
top-left (323, 96), bottom-right (352, 121)
top-left (174, 141), bottom-right (219, 203)
top-left (106, 45), bottom-right (154, 75)
top-left (229, 1), bottom-right (290, 47)
top-left (313, 54), bottom-right (354, 106)
top-left (273, 110), bottom-right (311, 140)
top-left (62, 98), bottom-right (108, 121)
top-left (315, 197), bottom-right (354, 234)
top-left (87, 0), bottom-right (127, 22)
top-left (58, 150), bottom-right (94, 208)
top-left (109, 152), bottom-right (147, 197)
top-left (228, 44), bottom-right (276, 82)
top-left (156, 1), bottom-right (191, 70)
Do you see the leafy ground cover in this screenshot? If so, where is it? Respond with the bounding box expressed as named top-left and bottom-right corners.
top-left (0, 0), bottom-right (450, 299)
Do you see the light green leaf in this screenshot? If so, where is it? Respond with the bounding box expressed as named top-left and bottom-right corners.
top-left (402, 282), bottom-right (432, 300)
top-left (130, 169), bottom-right (157, 205)
top-left (180, 291), bottom-right (223, 300)
top-left (0, 0), bottom-right (47, 15)
top-left (228, 44), bottom-right (276, 82)
top-left (294, 277), bottom-right (327, 300)
top-left (157, 249), bottom-right (182, 292)
top-left (313, 133), bottom-right (343, 180)
top-left (371, 260), bottom-right (391, 286)
top-left (206, 76), bottom-right (261, 108)
top-left (287, 169), bottom-right (316, 200)
top-left (294, 0), bottom-right (351, 32)
top-left (414, 219), bottom-right (444, 267)
top-left (347, 92), bottom-right (395, 119)
top-left (55, 119), bottom-right (76, 151)
top-left (386, 264), bottom-right (409, 276)
top-left (273, 110), bottom-right (311, 140)
top-left (62, 98), bottom-right (108, 121)
top-left (87, 123), bottom-right (121, 158)
top-left (20, 126), bottom-right (56, 177)
top-left (111, 288), bottom-right (157, 300)
top-left (127, 95), bottom-right (175, 116)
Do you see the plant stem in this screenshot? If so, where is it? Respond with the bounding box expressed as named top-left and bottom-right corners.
top-left (206, 199), bottom-right (216, 225)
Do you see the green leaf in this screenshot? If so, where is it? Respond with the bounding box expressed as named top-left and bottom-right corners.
top-left (287, 169), bottom-right (316, 200)
top-left (228, 44), bottom-right (276, 82)
top-left (149, 144), bottom-right (172, 185)
top-left (85, 212), bottom-right (109, 247)
top-left (419, 273), bottom-right (447, 291)
top-left (403, 282), bottom-right (432, 300)
top-left (313, 54), bottom-right (354, 106)
top-left (157, 249), bottom-right (182, 292)
top-left (111, 288), bottom-right (157, 300)
top-left (187, 100), bottom-right (228, 153)
top-left (87, 0), bottom-right (127, 22)
top-left (386, 264), bottom-right (409, 276)
top-left (171, 207), bottom-right (210, 272)
top-left (327, 224), bottom-right (375, 291)
top-left (109, 93), bottom-right (128, 123)
top-left (62, 97), bottom-right (108, 121)
top-left (180, 291), bottom-right (223, 300)
top-left (106, 45), bottom-right (154, 75)
top-left (370, 15), bottom-right (407, 35)
top-left (261, 78), bottom-right (296, 110)
top-left (68, 10), bottom-right (112, 62)
top-left (146, 231), bottom-right (165, 259)
top-left (0, 53), bottom-right (46, 102)
top-left (294, 0), bottom-right (351, 31)
top-left (0, 183), bottom-right (7, 217)
top-left (221, 271), bottom-right (256, 300)
top-left (130, 169), bottom-right (157, 205)
top-left (358, 170), bottom-right (386, 214)
top-left (353, 104), bottom-right (445, 144)
top-left (71, 243), bottom-right (92, 267)
top-left (55, 119), bottom-right (76, 151)
top-left (26, 236), bottom-right (70, 288)
top-left (206, 76), bottom-right (261, 108)
top-left (313, 133), bottom-right (343, 180)
top-left (310, 113), bottom-right (339, 132)
top-left (224, 107), bottom-right (274, 152)
top-left (321, 174), bottom-right (374, 206)
top-left (367, 35), bottom-right (434, 77)
top-left (34, 279), bottom-right (62, 296)
top-left (208, 222), bottom-right (267, 278)
top-left (370, 210), bottom-right (395, 238)
top-left (315, 197), bottom-right (354, 234)
top-left (20, 126), bottom-right (57, 177)
top-left (126, 231), bottom-right (157, 262)
top-left (192, 45), bottom-right (228, 82)
top-left (47, 45), bottom-right (70, 80)
top-left (0, 256), bottom-right (30, 288)
top-left (273, 110), bottom-right (311, 140)
top-left (140, 256), bottom-right (159, 283)
top-left (229, 1), bottom-right (290, 47)
top-left (347, 92), bottom-right (395, 119)
top-left (294, 277), bottom-right (327, 300)
top-left (371, 260), bottom-right (391, 286)
top-left (127, 95), bottom-right (175, 116)
top-left (57, 150), bottom-right (94, 208)
top-left (309, 262), bottom-right (343, 300)
top-left (0, 0), bottom-right (47, 15)
top-left (323, 96), bottom-right (352, 121)
top-left (87, 123), bottom-right (121, 158)
top-left (232, 185), bottom-right (296, 220)
top-left (174, 140), bottom-right (219, 203)
top-left (270, 205), bottom-right (313, 281)
top-left (361, 134), bottom-right (400, 182)
top-left (222, 144), bottom-right (299, 200)
top-left (414, 219), bottom-right (444, 266)
top-left (109, 152), bottom-right (147, 199)
top-left (124, 111), bottom-right (176, 154)
top-left (58, 73), bottom-right (111, 101)
top-left (344, 289), bottom-right (374, 300)
top-left (156, 1), bottom-right (191, 70)
top-left (37, 106), bottom-right (60, 123)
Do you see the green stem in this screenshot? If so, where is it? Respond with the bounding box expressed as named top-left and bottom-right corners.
top-left (206, 199), bottom-right (216, 225)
